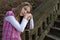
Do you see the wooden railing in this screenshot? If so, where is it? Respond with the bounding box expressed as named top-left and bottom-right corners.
top-left (21, 0), bottom-right (59, 40)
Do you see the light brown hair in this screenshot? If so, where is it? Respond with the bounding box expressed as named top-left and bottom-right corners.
top-left (12, 2), bottom-right (32, 22)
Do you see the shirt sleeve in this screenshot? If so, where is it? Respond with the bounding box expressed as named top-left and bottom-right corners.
top-left (30, 17), bottom-right (34, 29)
top-left (5, 16), bottom-right (28, 32)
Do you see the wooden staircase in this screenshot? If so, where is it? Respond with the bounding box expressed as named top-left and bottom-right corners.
top-left (44, 8), bottom-right (60, 40)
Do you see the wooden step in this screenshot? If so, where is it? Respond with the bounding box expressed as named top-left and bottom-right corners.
top-left (57, 15), bottom-right (60, 20)
top-left (51, 27), bottom-right (60, 31)
top-left (47, 34), bottom-right (60, 40)
top-left (55, 20), bottom-right (60, 22)
top-left (44, 36), bottom-right (55, 40)
top-left (49, 28), bottom-right (60, 37)
top-left (53, 21), bottom-right (60, 28)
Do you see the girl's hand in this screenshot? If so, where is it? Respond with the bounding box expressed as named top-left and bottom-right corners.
top-left (24, 13), bottom-right (32, 20)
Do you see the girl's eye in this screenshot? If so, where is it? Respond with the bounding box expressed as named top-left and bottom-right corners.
top-left (24, 8), bottom-right (27, 10)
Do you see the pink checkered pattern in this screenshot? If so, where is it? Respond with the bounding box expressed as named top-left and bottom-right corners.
top-left (2, 11), bottom-right (21, 40)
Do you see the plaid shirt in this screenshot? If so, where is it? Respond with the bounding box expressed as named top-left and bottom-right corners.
top-left (2, 11), bottom-right (21, 40)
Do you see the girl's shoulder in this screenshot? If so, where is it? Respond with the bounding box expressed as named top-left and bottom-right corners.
top-left (6, 11), bottom-right (14, 17)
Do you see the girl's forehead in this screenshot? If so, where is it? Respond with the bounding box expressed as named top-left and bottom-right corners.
top-left (24, 6), bottom-right (30, 8)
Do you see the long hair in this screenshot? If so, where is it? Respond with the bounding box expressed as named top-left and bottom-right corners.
top-left (12, 2), bottom-right (32, 22)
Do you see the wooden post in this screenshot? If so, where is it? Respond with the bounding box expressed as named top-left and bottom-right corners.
top-left (25, 21), bottom-right (30, 40)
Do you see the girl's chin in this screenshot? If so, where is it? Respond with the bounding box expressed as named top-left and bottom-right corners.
top-left (20, 15), bottom-right (23, 16)
top-left (20, 14), bottom-right (24, 16)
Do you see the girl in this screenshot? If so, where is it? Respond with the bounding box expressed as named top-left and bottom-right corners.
top-left (2, 2), bottom-right (34, 40)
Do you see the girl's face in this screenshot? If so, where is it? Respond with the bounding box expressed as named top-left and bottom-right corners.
top-left (20, 6), bottom-right (31, 16)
